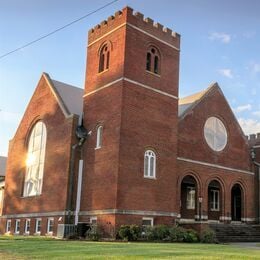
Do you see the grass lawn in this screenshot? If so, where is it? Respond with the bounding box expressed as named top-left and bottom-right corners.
top-left (0, 236), bottom-right (260, 259)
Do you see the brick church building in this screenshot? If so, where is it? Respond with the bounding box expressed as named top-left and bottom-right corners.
top-left (1, 6), bottom-right (259, 237)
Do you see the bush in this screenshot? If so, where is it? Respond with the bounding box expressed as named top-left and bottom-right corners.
top-left (168, 226), bottom-right (186, 242)
top-left (183, 229), bottom-right (198, 243)
top-left (118, 225), bottom-right (141, 241)
top-left (85, 224), bottom-right (101, 241)
top-left (200, 228), bottom-right (217, 243)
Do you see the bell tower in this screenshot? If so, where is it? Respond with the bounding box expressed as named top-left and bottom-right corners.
top-left (81, 6), bottom-right (180, 234)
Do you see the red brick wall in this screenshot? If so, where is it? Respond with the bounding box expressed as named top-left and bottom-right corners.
top-left (2, 75), bottom-right (77, 218)
top-left (178, 86), bottom-right (251, 171)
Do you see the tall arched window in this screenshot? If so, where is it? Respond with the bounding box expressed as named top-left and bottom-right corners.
top-left (144, 150), bottom-right (156, 178)
top-left (99, 44), bottom-right (110, 73)
top-left (146, 47), bottom-right (160, 75)
top-left (23, 121), bottom-right (47, 197)
top-left (96, 125), bottom-right (103, 149)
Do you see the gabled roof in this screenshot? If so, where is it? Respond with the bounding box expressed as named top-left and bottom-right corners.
top-left (43, 73), bottom-right (84, 118)
top-left (0, 156), bottom-right (7, 177)
top-left (178, 83), bottom-right (216, 118)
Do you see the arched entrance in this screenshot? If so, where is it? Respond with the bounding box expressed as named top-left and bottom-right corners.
top-left (231, 184), bottom-right (243, 221)
top-left (208, 180), bottom-right (222, 220)
top-left (181, 175), bottom-right (197, 219)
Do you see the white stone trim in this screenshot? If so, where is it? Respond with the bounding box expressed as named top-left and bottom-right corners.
top-left (253, 145), bottom-right (260, 149)
top-left (87, 22), bottom-right (180, 51)
top-left (220, 216), bottom-right (232, 221)
top-left (126, 23), bottom-right (180, 51)
top-left (124, 77), bottom-right (178, 99)
top-left (84, 77), bottom-right (123, 97)
top-left (0, 211), bottom-right (68, 219)
top-left (79, 209), bottom-right (178, 217)
top-left (43, 73), bottom-right (70, 118)
top-left (83, 77), bottom-right (178, 100)
top-left (88, 23), bottom-right (127, 47)
top-left (177, 157), bottom-right (254, 175)
top-left (241, 217), bottom-right (255, 222)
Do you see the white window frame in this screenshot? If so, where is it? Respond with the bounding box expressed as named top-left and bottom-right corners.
top-left (144, 150), bottom-right (156, 179)
top-left (35, 218), bottom-right (42, 234)
top-left (23, 121), bottom-right (47, 197)
top-left (6, 219), bottom-right (11, 233)
top-left (142, 217), bottom-right (154, 227)
top-left (90, 216), bottom-right (97, 225)
top-left (15, 219), bottom-right (20, 234)
top-left (47, 218), bottom-right (54, 234)
top-left (186, 186), bottom-right (196, 210)
top-left (24, 219), bottom-right (30, 234)
top-left (95, 125), bottom-right (103, 149)
top-left (210, 189), bottom-right (220, 211)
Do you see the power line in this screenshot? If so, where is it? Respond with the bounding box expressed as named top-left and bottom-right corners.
top-left (0, 0), bottom-right (119, 60)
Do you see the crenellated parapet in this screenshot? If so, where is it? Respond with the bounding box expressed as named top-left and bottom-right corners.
top-left (88, 6), bottom-right (180, 48)
top-left (247, 133), bottom-right (260, 147)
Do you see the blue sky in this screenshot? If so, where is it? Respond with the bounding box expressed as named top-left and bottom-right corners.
top-left (1, 0), bottom-right (260, 156)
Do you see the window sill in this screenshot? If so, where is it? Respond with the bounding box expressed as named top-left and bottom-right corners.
top-left (146, 70), bottom-right (161, 77)
top-left (95, 146), bottom-right (101, 150)
top-left (21, 194), bottom-right (42, 198)
top-left (210, 209), bottom-right (220, 212)
top-left (98, 69), bottom-right (109, 75)
top-left (144, 176), bottom-right (156, 180)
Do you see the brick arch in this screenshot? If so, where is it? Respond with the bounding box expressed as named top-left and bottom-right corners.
top-left (178, 170), bottom-right (202, 194)
top-left (24, 116), bottom-right (46, 148)
top-left (178, 171), bottom-right (202, 220)
top-left (205, 176), bottom-right (226, 221)
top-left (230, 179), bottom-right (247, 221)
top-left (97, 40), bottom-right (113, 56)
top-left (205, 175), bottom-right (226, 195)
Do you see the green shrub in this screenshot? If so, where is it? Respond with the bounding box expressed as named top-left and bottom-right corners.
top-left (200, 228), bottom-right (217, 243)
top-left (168, 226), bottom-right (186, 242)
top-left (118, 225), bottom-right (141, 241)
top-left (85, 225), bottom-right (101, 241)
top-left (183, 229), bottom-right (198, 243)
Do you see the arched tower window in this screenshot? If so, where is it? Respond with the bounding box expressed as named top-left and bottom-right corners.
top-left (24, 121), bottom-right (47, 197)
top-left (96, 125), bottom-right (103, 149)
top-left (99, 44), bottom-right (110, 73)
top-left (144, 150), bottom-right (156, 178)
top-left (146, 47), bottom-right (160, 75)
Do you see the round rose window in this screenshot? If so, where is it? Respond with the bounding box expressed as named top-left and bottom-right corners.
top-left (204, 117), bottom-right (227, 152)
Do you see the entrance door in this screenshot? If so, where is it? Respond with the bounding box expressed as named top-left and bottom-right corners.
top-left (231, 184), bottom-right (242, 221)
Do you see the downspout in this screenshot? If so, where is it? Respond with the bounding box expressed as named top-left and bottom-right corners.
top-left (253, 161), bottom-right (260, 223)
top-left (251, 148), bottom-right (260, 224)
top-left (66, 119), bottom-right (89, 225)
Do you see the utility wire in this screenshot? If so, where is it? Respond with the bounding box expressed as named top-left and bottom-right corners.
top-left (0, 0), bottom-right (119, 60)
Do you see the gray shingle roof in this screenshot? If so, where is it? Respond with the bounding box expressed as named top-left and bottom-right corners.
top-left (52, 79), bottom-right (84, 117)
top-left (178, 83), bottom-right (217, 118)
top-left (0, 156), bottom-right (7, 177)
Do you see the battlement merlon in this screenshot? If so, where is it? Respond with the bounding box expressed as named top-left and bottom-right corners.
top-left (87, 6), bottom-right (180, 48)
top-left (247, 133), bottom-right (260, 146)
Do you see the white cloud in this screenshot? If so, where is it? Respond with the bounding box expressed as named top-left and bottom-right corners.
top-left (252, 62), bottom-right (260, 74)
top-left (209, 32), bottom-right (231, 43)
top-left (0, 110), bottom-right (22, 125)
top-left (238, 118), bottom-right (260, 135)
top-left (252, 111), bottom-right (260, 117)
top-left (234, 104), bottom-right (252, 113)
top-left (218, 69), bottom-right (233, 79)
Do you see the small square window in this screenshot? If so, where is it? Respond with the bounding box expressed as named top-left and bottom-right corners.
top-left (6, 219), bottom-right (11, 233)
top-left (47, 218), bottom-right (54, 234)
top-left (142, 217), bottom-right (154, 227)
top-left (35, 218), bottom-right (41, 234)
top-left (15, 219), bottom-right (20, 234)
top-left (90, 217), bottom-right (97, 225)
top-left (25, 219), bottom-right (30, 234)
